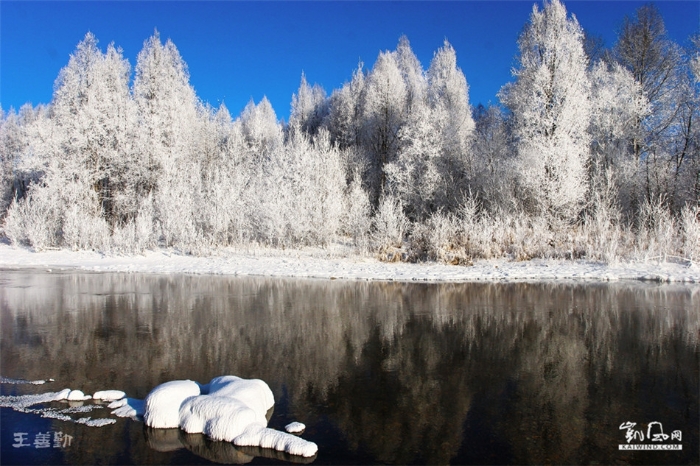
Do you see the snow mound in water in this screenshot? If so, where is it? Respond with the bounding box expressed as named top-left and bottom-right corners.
top-left (235, 425), bottom-right (317, 457)
top-left (285, 422), bottom-right (305, 434)
top-left (67, 389), bottom-right (92, 401)
top-left (109, 397), bottom-right (145, 419)
top-left (93, 390), bottom-right (125, 401)
top-left (143, 380), bottom-right (200, 428)
top-left (144, 375), bottom-right (317, 458)
top-left (53, 389), bottom-right (72, 401)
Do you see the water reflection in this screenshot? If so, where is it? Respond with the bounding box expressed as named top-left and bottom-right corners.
top-left (1, 271), bottom-right (698, 464)
top-left (144, 428), bottom-right (314, 464)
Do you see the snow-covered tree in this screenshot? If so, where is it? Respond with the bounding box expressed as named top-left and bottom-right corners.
top-left (613, 4), bottom-right (693, 208)
top-left (588, 61), bottom-right (648, 214)
top-left (362, 49), bottom-right (408, 201)
top-left (386, 105), bottom-right (442, 219)
top-left (240, 97), bottom-right (283, 161)
top-left (396, 36), bottom-right (426, 115)
top-left (0, 109), bottom-right (25, 215)
top-left (388, 39), bottom-right (476, 219)
top-left (9, 104), bottom-right (55, 201)
top-left (131, 31), bottom-right (204, 248)
top-left (691, 35), bottom-right (700, 83)
top-left (132, 30), bottom-right (200, 195)
top-left (426, 39), bottom-right (474, 172)
top-left (195, 103), bottom-right (252, 246)
top-left (325, 62), bottom-right (366, 151)
top-left (500, 0), bottom-right (591, 221)
top-left (472, 104), bottom-right (514, 211)
top-left (5, 33), bottom-right (137, 249)
top-left (342, 170), bottom-right (372, 247)
top-left (425, 39), bottom-right (474, 203)
top-left (289, 73), bottom-right (328, 137)
top-left (253, 126), bottom-right (346, 246)
top-left (50, 32), bottom-right (135, 225)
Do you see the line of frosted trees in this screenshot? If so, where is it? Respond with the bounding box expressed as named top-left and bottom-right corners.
top-left (1, 0), bottom-right (699, 262)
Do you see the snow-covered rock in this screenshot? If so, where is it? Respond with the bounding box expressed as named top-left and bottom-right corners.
top-left (93, 390), bottom-right (126, 401)
top-left (143, 380), bottom-right (200, 428)
top-left (53, 388), bottom-right (71, 401)
top-left (109, 397), bottom-right (145, 419)
top-left (285, 422), bottom-right (305, 434)
top-left (67, 389), bottom-right (92, 401)
top-left (179, 393), bottom-right (266, 441)
top-left (234, 425), bottom-right (318, 457)
top-left (51, 388), bottom-right (91, 402)
top-left (143, 375), bottom-right (318, 458)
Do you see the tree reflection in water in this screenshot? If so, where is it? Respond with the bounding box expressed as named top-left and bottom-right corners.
top-left (1, 271), bottom-right (698, 464)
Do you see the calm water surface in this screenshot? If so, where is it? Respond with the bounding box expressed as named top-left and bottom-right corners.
top-left (1, 270), bottom-right (698, 465)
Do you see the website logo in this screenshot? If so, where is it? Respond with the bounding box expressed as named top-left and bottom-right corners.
top-left (619, 422), bottom-right (682, 450)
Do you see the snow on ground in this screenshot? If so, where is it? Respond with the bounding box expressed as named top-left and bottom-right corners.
top-left (0, 243), bottom-right (698, 283)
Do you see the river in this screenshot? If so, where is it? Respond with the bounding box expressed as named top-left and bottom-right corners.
top-left (1, 270), bottom-right (698, 464)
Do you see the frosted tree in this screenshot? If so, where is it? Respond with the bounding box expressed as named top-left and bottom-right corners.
top-left (289, 73), bottom-right (328, 137)
top-left (386, 105), bottom-right (442, 219)
top-left (4, 33), bottom-right (137, 249)
top-left (342, 170), bottom-right (372, 248)
top-left (324, 63), bottom-right (368, 182)
top-left (362, 49), bottom-right (408, 202)
top-left (0, 109), bottom-right (24, 215)
top-left (688, 36), bottom-right (700, 205)
top-left (240, 97), bottom-right (283, 161)
top-left (94, 43), bottom-right (137, 225)
top-left (193, 103), bottom-right (252, 246)
top-left (613, 5), bottom-right (691, 208)
top-left (388, 39), bottom-right (475, 218)
top-left (396, 36), bottom-right (426, 115)
top-left (691, 36), bottom-right (700, 83)
top-left (425, 40), bottom-right (475, 204)
top-left (50, 33), bottom-right (134, 227)
top-left (325, 63), bottom-right (365, 150)
top-left (589, 61), bottom-right (648, 214)
top-left (132, 31), bottom-right (200, 195)
top-left (472, 104), bottom-right (514, 211)
top-left (132, 31), bottom-right (203, 248)
top-left (8, 105), bottom-right (55, 202)
top-left (500, 0), bottom-right (591, 221)
top-left (253, 125), bottom-right (345, 246)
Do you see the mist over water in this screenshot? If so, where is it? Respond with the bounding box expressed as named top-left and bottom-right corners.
top-left (1, 271), bottom-right (698, 464)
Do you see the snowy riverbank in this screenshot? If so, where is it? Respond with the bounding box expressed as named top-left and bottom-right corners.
top-left (0, 243), bottom-right (699, 284)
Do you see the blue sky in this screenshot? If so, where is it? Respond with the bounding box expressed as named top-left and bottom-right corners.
top-left (1, 1), bottom-right (698, 120)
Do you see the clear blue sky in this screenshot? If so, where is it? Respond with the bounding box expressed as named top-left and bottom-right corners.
top-left (1, 1), bottom-right (698, 120)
